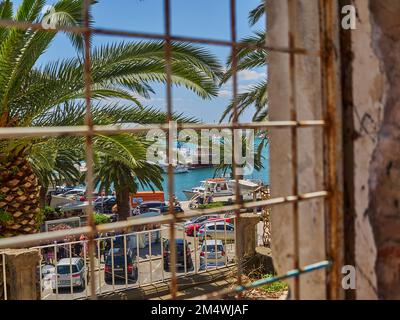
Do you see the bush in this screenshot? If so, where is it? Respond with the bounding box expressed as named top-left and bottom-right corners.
top-left (94, 213), bottom-right (111, 225)
top-left (260, 273), bottom-right (288, 294)
top-left (198, 201), bottom-right (225, 209)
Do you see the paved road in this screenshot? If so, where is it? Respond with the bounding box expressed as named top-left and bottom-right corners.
top-left (41, 226), bottom-right (236, 300)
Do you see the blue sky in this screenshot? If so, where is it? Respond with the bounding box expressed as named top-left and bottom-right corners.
top-left (14, 0), bottom-right (265, 122)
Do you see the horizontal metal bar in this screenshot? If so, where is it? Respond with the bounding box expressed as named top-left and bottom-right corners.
top-left (192, 260), bottom-right (332, 300)
top-left (0, 191), bottom-right (328, 249)
top-left (0, 121), bottom-right (326, 139)
top-left (0, 19), bottom-right (320, 57)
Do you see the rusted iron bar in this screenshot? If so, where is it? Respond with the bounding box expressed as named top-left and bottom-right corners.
top-left (192, 260), bottom-right (332, 300)
top-left (229, 0), bottom-right (243, 297)
top-left (287, 0), bottom-right (300, 300)
top-left (319, 0), bottom-right (340, 300)
top-left (82, 0), bottom-right (97, 300)
top-left (0, 19), bottom-right (320, 57)
top-left (0, 191), bottom-right (328, 249)
top-left (0, 120), bottom-right (326, 139)
top-left (163, 0), bottom-right (178, 300)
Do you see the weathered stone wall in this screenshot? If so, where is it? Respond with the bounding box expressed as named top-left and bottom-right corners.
top-left (268, 0), bottom-right (399, 300)
top-left (366, 0), bottom-right (400, 300)
top-left (346, 0), bottom-right (383, 300)
top-left (268, 0), bottom-right (330, 299)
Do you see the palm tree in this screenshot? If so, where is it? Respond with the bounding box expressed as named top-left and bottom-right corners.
top-left (219, 2), bottom-right (267, 122)
top-left (217, 2), bottom-right (267, 177)
top-left (0, 0), bottom-right (222, 237)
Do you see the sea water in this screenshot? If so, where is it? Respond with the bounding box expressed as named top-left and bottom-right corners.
top-left (140, 138), bottom-right (270, 200)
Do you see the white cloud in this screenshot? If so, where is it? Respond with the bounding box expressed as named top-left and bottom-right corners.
top-left (239, 70), bottom-right (266, 81)
top-left (218, 90), bottom-right (232, 97)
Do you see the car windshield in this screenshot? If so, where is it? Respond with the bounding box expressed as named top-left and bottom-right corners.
top-left (164, 242), bottom-right (186, 251)
top-left (57, 265), bottom-right (78, 274)
top-left (203, 245), bottom-right (224, 252)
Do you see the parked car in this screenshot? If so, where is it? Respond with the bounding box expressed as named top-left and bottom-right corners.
top-left (183, 215), bottom-right (219, 227)
top-left (185, 217), bottom-right (232, 237)
top-left (104, 248), bottom-right (138, 283)
top-left (94, 197), bottom-right (116, 213)
top-left (163, 238), bottom-right (193, 271)
top-left (199, 240), bottom-right (226, 270)
top-left (51, 258), bottom-right (87, 292)
top-left (197, 222), bottom-right (235, 241)
top-left (60, 188), bottom-right (86, 198)
top-left (133, 201), bottom-right (183, 215)
top-left (147, 205), bottom-right (184, 215)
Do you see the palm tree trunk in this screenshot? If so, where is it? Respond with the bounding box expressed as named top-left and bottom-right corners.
top-left (116, 188), bottom-right (131, 221)
top-left (39, 185), bottom-right (47, 209)
top-left (0, 154), bottom-right (41, 237)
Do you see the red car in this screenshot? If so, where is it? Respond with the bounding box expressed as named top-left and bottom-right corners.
top-left (185, 217), bottom-right (232, 237)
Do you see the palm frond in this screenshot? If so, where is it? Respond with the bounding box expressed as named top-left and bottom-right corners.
top-left (248, 1), bottom-right (266, 26)
top-left (220, 80), bottom-right (268, 122)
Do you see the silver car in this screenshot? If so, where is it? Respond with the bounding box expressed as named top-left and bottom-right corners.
top-left (199, 240), bottom-right (226, 270)
top-left (51, 258), bottom-right (87, 292)
top-left (197, 221), bottom-right (235, 241)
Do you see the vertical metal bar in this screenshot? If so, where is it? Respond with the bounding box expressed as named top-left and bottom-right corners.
top-left (224, 219), bottom-right (228, 266)
top-left (205, 226), bottom-right (208, 269)
top-left (149, 231), bottom-right (153, 284)
top-left (183, 227), bottom-right (187, 275)
top-left (287, 0), bottom-right (300, 300)
top-left (229, 0), bottom-right (243, 294)
top-left (136, 234), bottom-right (141, 287)
top-left (111, 237), bottom-right (115, 290)
top-left (319, 0), bottom-right (340, 300)
top-left (54, 245), bottom-right (58, 299)
top-left (164, 0), bottom-right (177, 299)
top-left (39, 249), bottom-right (43, 300)
top-left (84, 240), bottom-right (88, 299)
top-left (2, 253), bottom-right (7, 300)
top-left (82, 0), bottom-right (97, 300)
top-left (214, 221), bottom-right (217, 268)
top-left (97, 240), bottom-right (101, 295)
top-left (161, 231), bottom-right (165, 282)
top-left (124, 235), bottom-right (128, 288)
top-left (69, 243), bottom-right (73, 298)
top-left (233, 217), bottom-right (237, 264)
top-left (194, 224), bottom-right (198, 274)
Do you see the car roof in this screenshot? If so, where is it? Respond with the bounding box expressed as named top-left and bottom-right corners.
top-left (57, 258), bottom-right (82, 265)
top-left (165, 238), bottom-right (186, 244)
top-left (140, 201), bottom-right (164, 205)
top-left (204, 221), bottom-right (232, 226)
top-left (202, 239), bottom-right (223, 245)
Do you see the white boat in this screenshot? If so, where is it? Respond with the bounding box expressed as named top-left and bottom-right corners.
top-left (183, 178), bottom-right (233, 200)
top-left (159, 162), bottom-right (189, 174)
top-left (183, 178), bottom-right (263, 200)
top-left (228, 179), bottom-right (261, 193)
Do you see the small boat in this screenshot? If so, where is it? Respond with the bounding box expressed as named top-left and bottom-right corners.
top-left (228, 179), bottom-right (262, 193)
top-left (183, 178), bottom-right (264, 200)
top-left (183, 178), bottom-right (233, 200)
top-left (159, 162), bottom-right (189, 174)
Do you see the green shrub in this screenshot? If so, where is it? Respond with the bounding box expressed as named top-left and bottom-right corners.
top-left (94, 213), bottom-right (111, 225)
top-left (198, 202), bottom-right (224, 209)
top-left (260, 273), bottom-right (288, 294)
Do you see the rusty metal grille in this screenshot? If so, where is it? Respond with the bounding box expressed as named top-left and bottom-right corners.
top-left (0, 0), bottom-right (340, 300)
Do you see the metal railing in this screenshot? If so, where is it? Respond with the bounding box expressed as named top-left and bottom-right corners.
top-left (13, 218), bottom-right (237, 300)
top-left (0, 0), bottom-right (340, 300)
